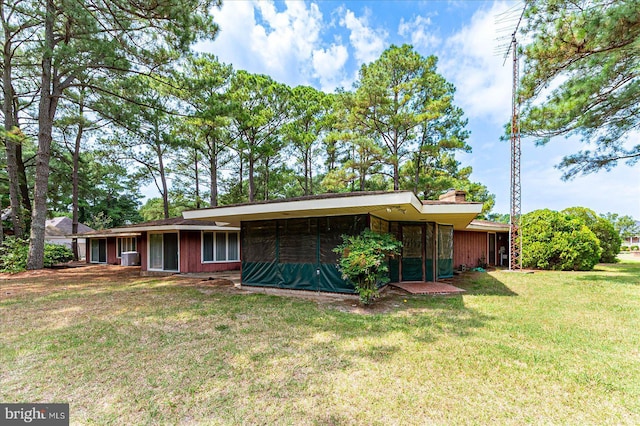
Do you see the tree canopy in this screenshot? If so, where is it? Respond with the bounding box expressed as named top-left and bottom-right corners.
top-left (520, 0), bottom-right (640, 179)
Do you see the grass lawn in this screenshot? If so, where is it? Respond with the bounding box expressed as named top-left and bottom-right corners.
top-left (1, 261), bottom-right (639, 425)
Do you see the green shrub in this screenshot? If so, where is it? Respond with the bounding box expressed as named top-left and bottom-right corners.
top-left (0, 237), bottom-right (74, 272)
top-left (562, 207), bottom-right (621, 263)
top-left (43, 244), bottom-right (74, 267)
top-left (0, 237), bottom-right (30, 273)
top-left (521, 209), bottom-right (602, 271)
top-left (334, 229), bottom-right (402, 305)
top-left (620, 246), bottom-right (630, 251)
top-left (631, 245), bottom-right (639, 251)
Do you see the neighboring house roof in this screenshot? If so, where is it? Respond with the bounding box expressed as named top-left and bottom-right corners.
top-left (466, 220), bottom-right (510, 232)
top-left (183, 191), bottom-right (483, 230)
top-left (74, 217), bottom-right (238, 238)
top-left (45, 217), bottom-right (94, 237)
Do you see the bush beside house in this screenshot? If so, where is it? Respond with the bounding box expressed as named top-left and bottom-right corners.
top-left (521, 209), bottom-right (602, 271)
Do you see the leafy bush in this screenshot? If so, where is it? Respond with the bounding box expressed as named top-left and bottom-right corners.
top-left (0, 237), bottom-right (30, 273)
top-left (334, 229), bottom-right (402, 305)
top-left (0, 237), bottom-right (74, 272)
top-left (620, 246), bottom-right (629, 251)
top-left (44, 244), bottom-right (74, 267)
top-left (631, 245), bottom-right (639, 251)
top-left (562, 207), bottom-right (621, 263)
top-left (521, 209), bottom-right (602, 271)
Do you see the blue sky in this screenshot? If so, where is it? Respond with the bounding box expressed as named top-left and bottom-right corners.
top-left (194, 0), bottom-right (639, 218)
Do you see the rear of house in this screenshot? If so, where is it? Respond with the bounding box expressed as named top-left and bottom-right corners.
top-left (184, 190), bottom-right (509, 294)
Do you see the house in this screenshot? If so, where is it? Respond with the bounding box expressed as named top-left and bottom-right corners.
top-left (45, 217), bottom-right (94, 259)
top-left (183, 190), bottom-right (509, 294)
top-left (78, 218), bottom-right (241, 274)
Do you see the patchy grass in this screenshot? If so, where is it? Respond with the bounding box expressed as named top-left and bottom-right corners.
top-left (1, 263), bottom-right (639, 424)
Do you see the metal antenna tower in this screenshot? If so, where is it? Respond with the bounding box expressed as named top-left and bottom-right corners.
top-left (508, 33), bottom-right (522, 271)
top-left (497, 2), bottom-right (527, 271)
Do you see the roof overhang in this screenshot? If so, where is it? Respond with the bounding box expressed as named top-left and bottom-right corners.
top-left (72, 224), bottom-right (239, 239)
top-left (465, 221), bottom-right (510, 232)
top-left (183, 192), bottom-right (483, 230)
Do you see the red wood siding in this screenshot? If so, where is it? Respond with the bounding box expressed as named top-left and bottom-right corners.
top-left (453, 231), bottom-right (487, 269)
top-left (179, 231), bottom-right (241, 273)
top-left (139, 233), bottom-right (148, 271)
top-left (107, 237), bottom-right (119, 265)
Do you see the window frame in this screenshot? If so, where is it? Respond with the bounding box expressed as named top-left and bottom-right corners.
top-left (201, 231), bottom-right (240, 263)
top-left (116, 237), bottom-right (137, 259)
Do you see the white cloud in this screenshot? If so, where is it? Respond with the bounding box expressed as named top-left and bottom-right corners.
top-left (440, 1), bottom-right (514, 124)
top-left (312, 44), bottom-right (350, 91)
top-left (398, 16), bottom-right (441, 50)
top-left (340, 9), bottom-right (387, 65)
top-left (196, 0), bottom-right (328, 87)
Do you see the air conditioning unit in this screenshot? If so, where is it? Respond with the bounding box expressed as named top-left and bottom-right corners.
top-left (121, 251), bottom-right (140, 266)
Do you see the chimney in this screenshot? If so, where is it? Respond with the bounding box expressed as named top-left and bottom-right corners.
top-left (439, 189), bottom-right (467, 203)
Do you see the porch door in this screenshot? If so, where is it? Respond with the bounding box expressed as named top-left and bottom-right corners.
top-left (402, 225), bottom-right (424, 281)
top-left (163, 233), bottom-right (179, 271)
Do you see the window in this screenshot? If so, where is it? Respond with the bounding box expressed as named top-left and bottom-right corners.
top-left (202, 231), bottom-right (240, 262)
top-left (117, 237), bottom-right (137, 258)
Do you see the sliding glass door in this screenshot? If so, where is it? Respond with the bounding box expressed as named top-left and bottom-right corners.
top-left (148, 233), bottom-right (179, 272)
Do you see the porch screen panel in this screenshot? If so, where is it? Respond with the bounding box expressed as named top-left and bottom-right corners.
top-left (438, 225), bottom-right (454, 278)
top-left (279, 218), bottom-right (317, 264)
top-left (319, 215), bottom-right (367, 264)
top-left (424, 223), bottom-right (435, 281)
top-left (242, 221), bottom-right (276, 262)
top-left (402, 225), bottom-right (423, 282)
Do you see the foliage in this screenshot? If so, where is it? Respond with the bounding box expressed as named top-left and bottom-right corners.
top-left (333, 229), bottom-right (402, 305)
top-left (631, 245), bottom-right (639, 251)
top-left (562, 207), bottom-right (621, 263)
top-left (521, 209), bottom-right (602, 271)
top-left (43, 244), bottom-right (74, 267)
top-left (602, 212), bottom-right (640, 240)
top-left (520, 0), bottom-right (640, 179)
top-left (349, 44), bottom-right (471, 191)
top-left (0, 237), bottom-right (73, 272)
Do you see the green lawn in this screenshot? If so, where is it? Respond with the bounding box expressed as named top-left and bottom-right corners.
top-left (1, 261), bottom-right (639, 425)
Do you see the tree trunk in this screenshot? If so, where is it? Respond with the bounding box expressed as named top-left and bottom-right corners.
top-left (2, 27), bottom-right (23, 238)
top-left (248, 153), bottom-right (255, 203)
top-left (0, 196), bottom-right (4, 245)
top-left (156, 142), bottom-right (170, 219)
top-left (16, 143), bottom-right (31, 214)
top-left (194, 148), bottom-right (200, 209)
top-left (27, 0), bottom-right (60, 270)
top-left (71, 107), bottom-right (85, 261)
top-left (209, 141), bottom-right (218, 207)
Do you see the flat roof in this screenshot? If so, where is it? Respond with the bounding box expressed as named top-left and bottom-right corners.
top-left (183, 191), bottom-right (483, 230)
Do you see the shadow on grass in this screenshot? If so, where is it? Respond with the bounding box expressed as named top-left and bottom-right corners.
top-left (452, 270), bottom-right (518, 296)
top-left (575, 262), bottom-right (640, 285)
